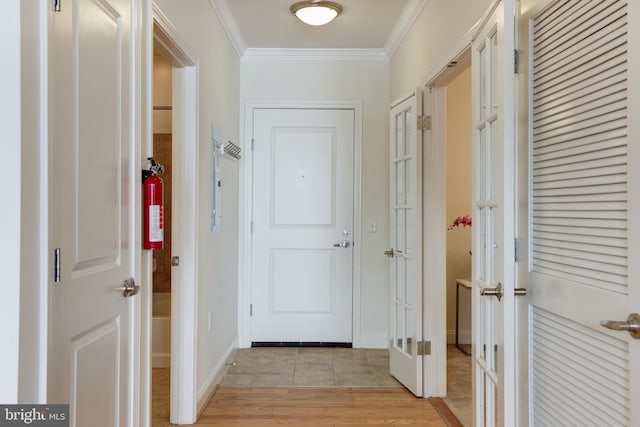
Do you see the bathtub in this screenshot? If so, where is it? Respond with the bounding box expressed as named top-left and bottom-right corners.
top-left (152, 293), bottom-right (171, 368)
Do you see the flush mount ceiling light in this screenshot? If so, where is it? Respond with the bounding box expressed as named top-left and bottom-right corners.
top-left (290, 1), bottom-right (343, 26)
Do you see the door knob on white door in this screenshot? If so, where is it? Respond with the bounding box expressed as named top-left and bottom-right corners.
top-left (333, 240), bottom-right (350, 248)
top-left (122, 277), bottom-right (140, 298)
top-left (600, 313), bottom-right (640, 339)
top-left (480, 282), bottom-right (503, 301)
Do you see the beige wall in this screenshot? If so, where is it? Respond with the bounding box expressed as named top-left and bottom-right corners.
top-left (390, 0), bottom-right (491, 100)
top-left (445, 67), bottom-right (472, 343)
top-left (153, 0), bottom-right (241, 396)
top-left (153, 55), bottom-right (172, 133)
top-left (241, 58), bottom-right (391, 346)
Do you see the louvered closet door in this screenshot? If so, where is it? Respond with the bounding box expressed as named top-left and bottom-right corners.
top-left (527, 0), bottom-right (639, 425)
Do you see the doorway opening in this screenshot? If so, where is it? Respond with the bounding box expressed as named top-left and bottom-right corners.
top-left (150, 49), bottom-right (174, 424)
top-left (422, 44), bottom-right (474, 424)
top-left (149, 10), bottom-right (199, 425)
top-left (442, 63), bottom-right (473, 426)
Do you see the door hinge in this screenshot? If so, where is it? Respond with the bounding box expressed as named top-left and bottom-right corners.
top-left (514, 49), bottom-right (520, 74)
top-left (53, 0), bottom-right (61, 12)
top-left (417, 340), bottom-right (431, 356)
top-left (250, 221), bottom-right (254, 234)
top-left (54, 248), bottom-right (61, 282)
top-left (251, 138), bottom-right (255, 152)
top-left (250, 304), bottom-right (253, 317)
top-left (417, 115), bottom-right (432, 131)
top-left (514, 238), bottom-right (520, 262)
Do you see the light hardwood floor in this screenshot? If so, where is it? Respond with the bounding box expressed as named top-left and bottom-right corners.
top-left (197, 387), bottom-right (448, 426)
top-left (152, 347), bottom-right (470, 426)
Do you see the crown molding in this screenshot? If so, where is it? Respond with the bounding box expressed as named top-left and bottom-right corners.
top-left (384, 0), bottom-right (429, 58)
top-left (209, 0), bottom-right (426, 61)
top-left (242, 48), bottom-right (389, 62)
top-left (208, 0), bottom-right (246, 57)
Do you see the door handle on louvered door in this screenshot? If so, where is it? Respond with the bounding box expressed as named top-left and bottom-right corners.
top-left (600, 313), bottom-right (640, 339)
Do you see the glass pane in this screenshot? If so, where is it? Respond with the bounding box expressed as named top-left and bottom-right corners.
top-left (396, 114), bottom-right (404, 159)
top-left (396, 209), bottom-right (405, 251)
top-left (488, 297), bottom-right (498, 373)
top-left (396, 257), bottom-right (406, 302)
top-left (479, 44), bottom-right (487, 120)
top-left (487, 123), bottom-right (495, 200)
top-left (395, 304), bottom-right (405, 351)
top-left (488, 207), bottom-right (496, 283)
top-left (405, 308), bottom-right (413, 356)
top-left (486, 375), bottom-right (496, 427)
top-left (479, 126), bottom-right (486, 199)
top-left (405, 208), bottom-right (414, 256)
top-left (404, 109), bottom-right (414, 156)
top-left (490, 32), bottom-right (498, 116)
top-left (406, 257), bottom-right (414, 303)
top-left (405, 159), bottom-right (413, 206)
top-left (477, 208), bottom-right (486, 281)
top-left (396, 161), bottom-right (405, 205)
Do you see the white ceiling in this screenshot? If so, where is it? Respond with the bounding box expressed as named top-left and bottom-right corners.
top-left (211, 0), bottom-right (426, 56)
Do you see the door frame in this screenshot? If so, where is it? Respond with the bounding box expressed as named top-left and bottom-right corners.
top-left (419, 24), bottom-right (478, 397)
top-left (147, 4), bottom-right (199, 425)
top-left (238, 101), bottom-right (363, 348)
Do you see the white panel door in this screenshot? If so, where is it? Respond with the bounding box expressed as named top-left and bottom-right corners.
top-left (526, 0), bottom-right (639, 425)
top-left (49, 0), bottom-right (137, 425)
top-left (388, 90), bottom-right (423, 397)
top-left (471, 0), bottom-right (517, 425)
top-left (251, 108), bottom-right (354, 343)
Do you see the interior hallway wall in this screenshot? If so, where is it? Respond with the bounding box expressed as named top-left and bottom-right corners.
top-left (390, 0), bottom-right (491, 100)
top-left (152, 0), bottom-right (241, 396)
top-left (241, 58), bottom-right (391, 347)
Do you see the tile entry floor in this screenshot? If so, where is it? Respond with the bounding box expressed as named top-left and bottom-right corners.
top-left (152, 346), bottom-right (472, 426)
top-left (221, 347), bottom-right (401, 387)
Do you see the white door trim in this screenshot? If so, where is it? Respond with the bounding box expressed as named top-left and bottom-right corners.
top-left (239, 101), bottom-right (363, 348)
top-left (419, 24), bottom-right (477, 398)
top-left (150, 4), bottom-right (199, 425)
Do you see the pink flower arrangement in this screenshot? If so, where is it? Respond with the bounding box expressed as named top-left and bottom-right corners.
top-left (448, 214), bottom-right (472, 230)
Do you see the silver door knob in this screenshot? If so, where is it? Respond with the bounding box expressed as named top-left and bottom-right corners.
top-left (333, 240), bottom-right (350, 248)
top-left (480, 282), bottom-right (503, 301)
top-left (122, 277), bottom-right (140, 298)
top-left (600, 313), bottom-right (640, 339)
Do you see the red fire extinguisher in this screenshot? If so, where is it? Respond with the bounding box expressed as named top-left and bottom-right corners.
top-left (143, 157), bottom-right (164, 250)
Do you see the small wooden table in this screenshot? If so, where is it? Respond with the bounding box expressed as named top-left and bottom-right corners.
top-left (455, 279), bottom-right (472, 356)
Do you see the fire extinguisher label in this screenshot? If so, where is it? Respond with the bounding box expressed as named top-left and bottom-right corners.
top-left (149, 204), bottom-right (164, 242)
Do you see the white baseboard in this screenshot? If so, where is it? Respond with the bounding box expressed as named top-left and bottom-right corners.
top-left (196, 337), bottom-right (238, 415)
top-left (447, 329), bottom-right (471, 345)
top-left (152, 352), bottom-right (171, 368)
top-left (356, 334), bottom-right (388, 349)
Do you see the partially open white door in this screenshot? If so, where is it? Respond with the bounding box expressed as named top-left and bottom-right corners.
top-left (471, 0), bottom-right (517, 425)
top-left (525, 0), bottom-right (639, 424)
top-left (49, 0), bottom-right (138, 425)
top-left (388, 89), bottom-right (424, 396)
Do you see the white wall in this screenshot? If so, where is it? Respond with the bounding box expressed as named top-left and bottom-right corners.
top-left (152, 0), bottom-right (241, 397)
top-left (1, 0), bottom-right (22, 405)
top-left (241, 58), bottom-right (391, 347)
top-left (390, 0), bottom-right (491, 100)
